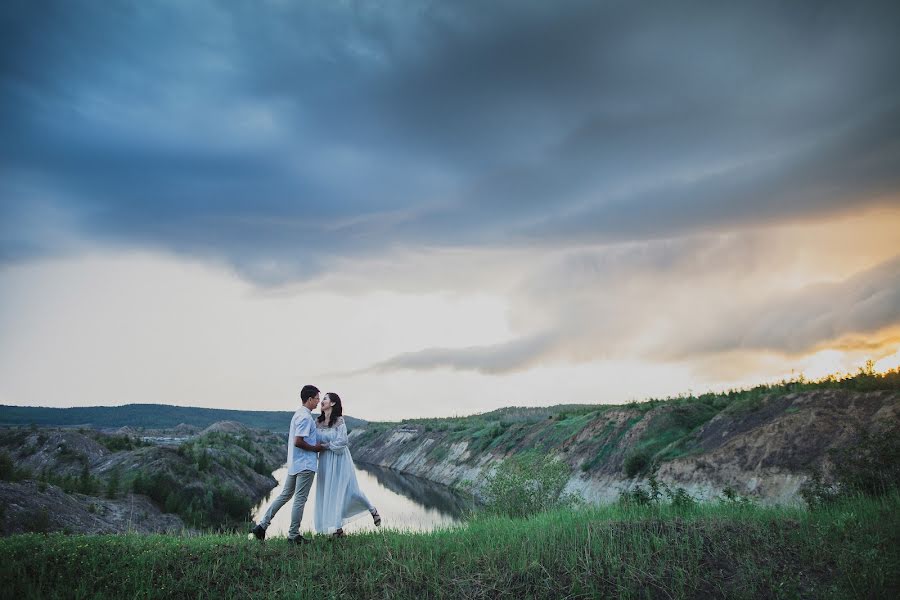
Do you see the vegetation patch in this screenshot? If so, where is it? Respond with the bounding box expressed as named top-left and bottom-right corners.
top-left (1, 494), bottom-right (897, 599)
top-left (800, 423), bottom-right (900, 508)
top-left (473, 452), bottom-right (579, 518)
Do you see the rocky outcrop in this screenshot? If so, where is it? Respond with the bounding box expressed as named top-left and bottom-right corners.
top-left (200, 421), bottom-right (249, 435)
top-left (655, 389), bottom-right (899, 503)
top-left (350, 389), bottom-right (900, 505)
top-left (0, 481), bottom-right (185, 535)
top-left (13, 430), bottom-right (110, 477)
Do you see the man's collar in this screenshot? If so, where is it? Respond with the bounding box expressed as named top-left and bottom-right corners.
top-left (300, 405), bottom-right (313, 415)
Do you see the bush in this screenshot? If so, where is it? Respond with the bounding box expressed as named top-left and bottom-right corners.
top-left (197, 450), bottom-right (210, 472)
top-left (252, 455), bottom-right (269, 475)
top-left (105, 470), bottom-right (121, 499)
top-left (0, 451), bottom-right (15, 481)
top-left (800, 423), bottom-right (900, 508)
top-left (95, 434), bottom-right (146, 452)
top-left (78, 464), bottom-right (97, 495)
top-left (618, 474), bottom-right (697, 509)
top-left (623, 450), bottom-right (650, 478)
top-left (477, 452), bottom-right (577, 518)
top-left (719, 486), bottom-right (754, 508)
top-left (24, 508), bottom-right (50, 534)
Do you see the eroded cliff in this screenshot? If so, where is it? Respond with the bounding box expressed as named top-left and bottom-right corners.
top-left (350, 388), bottom-right (899, 504)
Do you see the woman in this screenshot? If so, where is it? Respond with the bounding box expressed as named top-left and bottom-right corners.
top-left (314, 392), bottom-right (381, 536)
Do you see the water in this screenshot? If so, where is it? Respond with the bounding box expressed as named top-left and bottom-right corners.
top-left (250, 462), bottom-right (471, 537)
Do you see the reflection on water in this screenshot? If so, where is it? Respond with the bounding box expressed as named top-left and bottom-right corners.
top-left (250, 462), bottom-right (471, 538)
top-left (357, 462), bottom-right (472, 518)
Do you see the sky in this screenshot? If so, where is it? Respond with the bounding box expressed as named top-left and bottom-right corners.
top-left (1, 0), bottom-right (899, 421)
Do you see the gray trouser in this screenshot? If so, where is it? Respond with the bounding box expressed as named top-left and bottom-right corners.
top-left (258, 470), bottom-right (315, 539)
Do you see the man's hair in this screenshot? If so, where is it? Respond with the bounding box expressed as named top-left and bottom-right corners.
top-left (300, 385), bottom-right (320, 402)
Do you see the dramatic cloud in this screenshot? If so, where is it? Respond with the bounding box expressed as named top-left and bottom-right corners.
top-left (369, 213), bottom-right (900, 374)
top-left (2, 2), bottom-right (899, 414)
top-left (2, 1), bottom-right (900, 282)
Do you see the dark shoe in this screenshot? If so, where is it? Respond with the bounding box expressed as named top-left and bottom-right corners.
top-left (370, 508), bottom-right (381, 527)
top-left (250, 524), bottom-right (266, 541)
top-left (288, 535), bottom-right (310, 545)
top-left (332, 528), bottom-right (346, 538)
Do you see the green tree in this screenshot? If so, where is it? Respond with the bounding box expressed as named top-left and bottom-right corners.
top-left (0, 451), bottom-right (15, 481)
top-left (78, 464), bottom-right (96, 495)
top-left (197, 450), bottom-right (210, 472)
top-left (105, 470), bottom-right (121, 499)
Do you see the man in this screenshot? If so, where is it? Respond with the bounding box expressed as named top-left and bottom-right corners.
top-left (251, 384), bottom-right (327, 544)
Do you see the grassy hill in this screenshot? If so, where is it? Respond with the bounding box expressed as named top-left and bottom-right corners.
top-left (1, 493), bottom-right (897, 599)
top-left (0, 404), bottom-right (366, 432)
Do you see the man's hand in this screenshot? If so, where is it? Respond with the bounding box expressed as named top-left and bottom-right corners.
top-left (294, 437), bottom-right (328, 452)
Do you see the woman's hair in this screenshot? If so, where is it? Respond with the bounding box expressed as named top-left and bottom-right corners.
top-left (317, 392), bottom-right (343, 428)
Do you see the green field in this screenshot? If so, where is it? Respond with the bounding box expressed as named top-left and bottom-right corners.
top-left (2, 493), bottom-right (897, 599)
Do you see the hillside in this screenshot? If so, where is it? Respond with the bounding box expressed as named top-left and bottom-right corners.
top-left (0, 424), bottom-right (286, 535)
top-left (0, 403), bottom-right (367, 432)
top-left (350, 370), bottom-right (900, 504)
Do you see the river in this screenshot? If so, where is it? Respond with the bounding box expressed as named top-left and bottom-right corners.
top-left (250, 461), bottom-right (472, 537)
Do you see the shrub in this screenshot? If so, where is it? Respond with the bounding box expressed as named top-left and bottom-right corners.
top-left (197, 450), bottom-right (210, 472)
top-left (719, 486), bottom-right (754, 508)
top-left (24, 508), bottom-right (50, 534)
top-left (252, 455), bottom-right (269, 475)
top-left (477, 452), bottom-right (576, 518)
top-left (623, 450), bottom-right (650, 478)
top-left (618, 474), bottom-right (696, 509)
top-left (0, 451), bottom-right (15, 481)
top-left (96, 434), bottom-right (146, 452)
top-left (105, 470), bottom-right (121, 499)
top-left (666, 484), bottom-right (697, 509)
top-left (800, 423), bottom-right (900, 508)
top-left (619, 485), bottom-right (653, 506)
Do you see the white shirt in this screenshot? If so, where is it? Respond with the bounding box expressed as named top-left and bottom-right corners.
top-left (286, 406), bottom-right (318, 475)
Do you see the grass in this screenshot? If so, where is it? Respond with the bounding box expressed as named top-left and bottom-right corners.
top-left (2, 493), bottom-right (898, 599)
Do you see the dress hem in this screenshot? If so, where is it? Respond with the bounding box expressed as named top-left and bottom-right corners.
top-left (322, 508), bottom-right (372, 534)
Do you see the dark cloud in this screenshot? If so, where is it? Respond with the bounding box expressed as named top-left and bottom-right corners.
top-left (2, 0), bottom-right (900, 282)
top-left (369, 333), bottom-right (557, 375)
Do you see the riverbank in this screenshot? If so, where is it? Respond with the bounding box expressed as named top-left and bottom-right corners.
top-left (2, 493), bottom-right (897, 599)
top-left (350, 372), bottom-right (900, 505)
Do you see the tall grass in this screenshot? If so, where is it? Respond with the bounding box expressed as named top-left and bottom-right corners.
top-left (1, 493), bottom-right (897, 599)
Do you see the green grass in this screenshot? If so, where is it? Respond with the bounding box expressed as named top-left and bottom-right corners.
top-left (2, 494), bottom-right (898, 599)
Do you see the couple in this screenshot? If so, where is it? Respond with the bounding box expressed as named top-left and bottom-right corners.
top-left (250, 385), bottom-right (380, 543)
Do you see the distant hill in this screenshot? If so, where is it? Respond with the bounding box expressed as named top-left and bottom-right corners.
top-left (0, 404), bottom-right (367, 432)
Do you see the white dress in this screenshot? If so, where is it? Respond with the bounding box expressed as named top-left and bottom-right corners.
top-left (314, 416), bottom-right (375, 533)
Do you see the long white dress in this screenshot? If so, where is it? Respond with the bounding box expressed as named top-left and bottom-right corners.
top-left (314, 416), bottom-right (375, 533)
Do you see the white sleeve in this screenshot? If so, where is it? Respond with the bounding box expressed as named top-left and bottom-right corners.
top-left (328, 419), bottom-right (348, 451)
top-left (295, 416), bottom-right (313, 438)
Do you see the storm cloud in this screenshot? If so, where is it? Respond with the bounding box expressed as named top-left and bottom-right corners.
top-left (2, 0), bottom-right (900, 282)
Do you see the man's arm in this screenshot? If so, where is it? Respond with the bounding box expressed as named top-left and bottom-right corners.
top-left (294, 436), bottom-right (326, 452)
